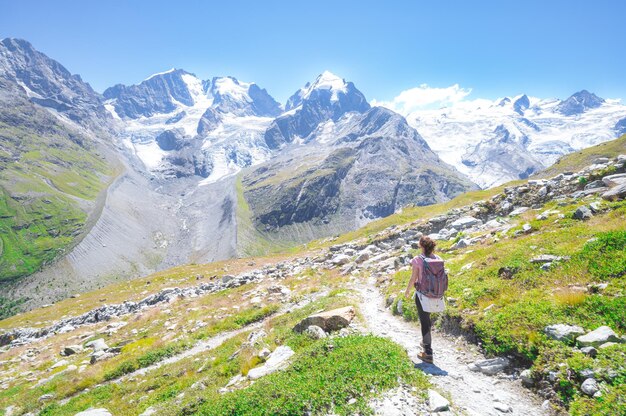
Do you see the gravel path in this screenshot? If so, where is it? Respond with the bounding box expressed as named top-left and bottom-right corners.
top-left (357, 276), bottom-right (549, 416)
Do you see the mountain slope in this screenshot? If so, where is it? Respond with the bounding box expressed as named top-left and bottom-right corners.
top-left (239, 77), bottom-right (476, 251)
top-left (0, 43), bottom-right (118, 291)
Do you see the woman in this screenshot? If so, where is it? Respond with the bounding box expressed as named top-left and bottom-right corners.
top-left (404, 235), bottom-right (440, 364)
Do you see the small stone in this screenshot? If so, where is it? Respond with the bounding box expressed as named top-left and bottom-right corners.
top-left (572, 206), bottom-right (593, 220)
top-left (330, 254), bottom-right (351, 265)
top-left (580, 346), bottom-right (597, 357)
top-left (493, 403), bottom-right (512, 413)
top-left (581, 378), bottom-right (599, 396)
top-left (304, 325), bottom-right (327, 340)
top-left (428, 389), bottom-right (450, 412)
top-left (38, 393), bottom-right (54, 402)
top-left (61, 345), bottom-right (83, 356)
top-left (396, 299), bottom-right (404, 315)
top-left (258, 348), bottom-right (271, 360)
top-left (579, 369), bottom-right (595, 379)
top-left (520, 369), bottom-right (534, 387)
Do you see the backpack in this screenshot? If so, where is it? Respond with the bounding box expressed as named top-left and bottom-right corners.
top-left (414, 254), bottom-right (448, 298)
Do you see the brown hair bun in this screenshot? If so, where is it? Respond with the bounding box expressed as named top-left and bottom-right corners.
top-left (419, 235), bottom-right (436, 256)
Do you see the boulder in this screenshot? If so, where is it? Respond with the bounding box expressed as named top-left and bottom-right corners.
top-left (330, 254), bottom-right (351, 266)
top-left (602, 173), bottom-right (626, 187)
top-left (584, 180), bottom-right (606, 190)
top-left (85, 339), bottom-right (109, 352)
top-left (577, 326), bottom-right (622, 347)
top-left (61, 345), bottom-right (83, 356)
top-left (428, 389), bottom-right (450, 412)
top-left (581, 378), bottom-right (599, 396)
top-left (247, 346), bottom-right (294, 380)
top-left (602, 182), bottom-right (626, 201)
top-left (293, 306), bottom-right (355, 333)
top-left (572, 206), bottom-right (593, 220)
top-left (355, 251), bottom-right (370, 264)
top-left (451, 239), bottom-right (469, 250)
top-left (509, 207), bottom-right (529, 216)
top-left (449, 216), bottom-right (482, 230)
top-left (544, 324), bottom-right (585, 344)
top-left (303, 325), bottom-right (327, 340)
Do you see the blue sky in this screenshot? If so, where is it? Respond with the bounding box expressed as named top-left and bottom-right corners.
top-left (1, 0), bottom-right (624, 104)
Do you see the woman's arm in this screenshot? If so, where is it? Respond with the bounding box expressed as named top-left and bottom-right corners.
top-left (405, 262), bottom-right (420, 298)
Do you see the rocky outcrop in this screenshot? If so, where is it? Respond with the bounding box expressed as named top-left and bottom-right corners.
top-left (0, 38), bottom-right (110, 128)
top-left (293, 306), bottom-right (356, 333)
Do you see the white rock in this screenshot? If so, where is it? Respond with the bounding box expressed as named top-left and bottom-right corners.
top-left (577, 326), bottom-right (622, 347)
top-left (544, 324), bottom-right (585, 343)
top-left (450, 216), bottom-right (482, 230)
top-left (85, 339), bottom-right (109, 352)
top-left (304, 325), bottom-right (327, 340)
top-left (428, 389), bottom-right (450, 412)
top-left (581, 378), bottom-right (599, 396)
top-left (331, 254), bottom-right (351, 265)
top-left (509, 207), bottom-right (529, 216)
top-left (470, 357), bottom-right (509, 375)
top-left (247, 346), bottom-right (294, 380)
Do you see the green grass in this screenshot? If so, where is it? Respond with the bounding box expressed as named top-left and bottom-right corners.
top-left (384, 198), bottom-right (626, 414)
top-left (0, 100), bottom-right (116, 285)
top-left (537, 134), bottom-right (626, 179)
top-left (198, 335), bottom-right (428, 416)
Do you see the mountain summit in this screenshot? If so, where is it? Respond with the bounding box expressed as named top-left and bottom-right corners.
top-left (265, 72), bottom-right (370, 149)
top-left (555, 89), bottom-right (605, 116)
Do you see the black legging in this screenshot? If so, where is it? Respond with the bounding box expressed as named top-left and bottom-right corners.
top-left (415, 294), bottom-right (433, 354)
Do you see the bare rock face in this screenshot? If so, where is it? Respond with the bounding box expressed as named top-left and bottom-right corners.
top-left (293, 306), bottom-right (356, 333)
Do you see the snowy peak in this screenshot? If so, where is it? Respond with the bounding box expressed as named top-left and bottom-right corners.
top-left (304, 71), bottom-right (348, 100)
top-left (285, 71), bottom-right (369, 113)
top-left (513, 94), bottom-right (530, 115)
top-left (104, 71), bottom-right (280, 119)
top-left (265, 73), bottom-right (370, 149)
top-left (556, 90), bottom-right (605, 116)
top-left (207, 76), bottom-right (281, 117)
top-left (104, 68), bottom-right (198, 118)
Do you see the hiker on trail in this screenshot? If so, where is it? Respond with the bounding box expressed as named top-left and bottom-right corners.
top-left (404, 235), bottom-right (448, 364)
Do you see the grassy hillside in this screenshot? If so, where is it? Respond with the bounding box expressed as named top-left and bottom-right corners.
top-left (0, 92), bottom-right (116, 297)
top-left (537, 134), bottom-right (626, 179)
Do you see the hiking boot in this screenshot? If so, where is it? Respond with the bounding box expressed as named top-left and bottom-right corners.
top-left (417, 351), bottom-right (433, 364)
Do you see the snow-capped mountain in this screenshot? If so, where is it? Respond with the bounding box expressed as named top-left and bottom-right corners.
top-left (104, 70), bottom-right (280, 182)
top-left (242, 75), bottom-right (475, 240)
top-left (265, 71), bottom-right (370, 149)
top-left (401, 92), bottom-right (626, 188)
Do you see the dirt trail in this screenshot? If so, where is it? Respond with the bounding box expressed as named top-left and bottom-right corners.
top-left (357, 276), bottom-right (549, 416)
